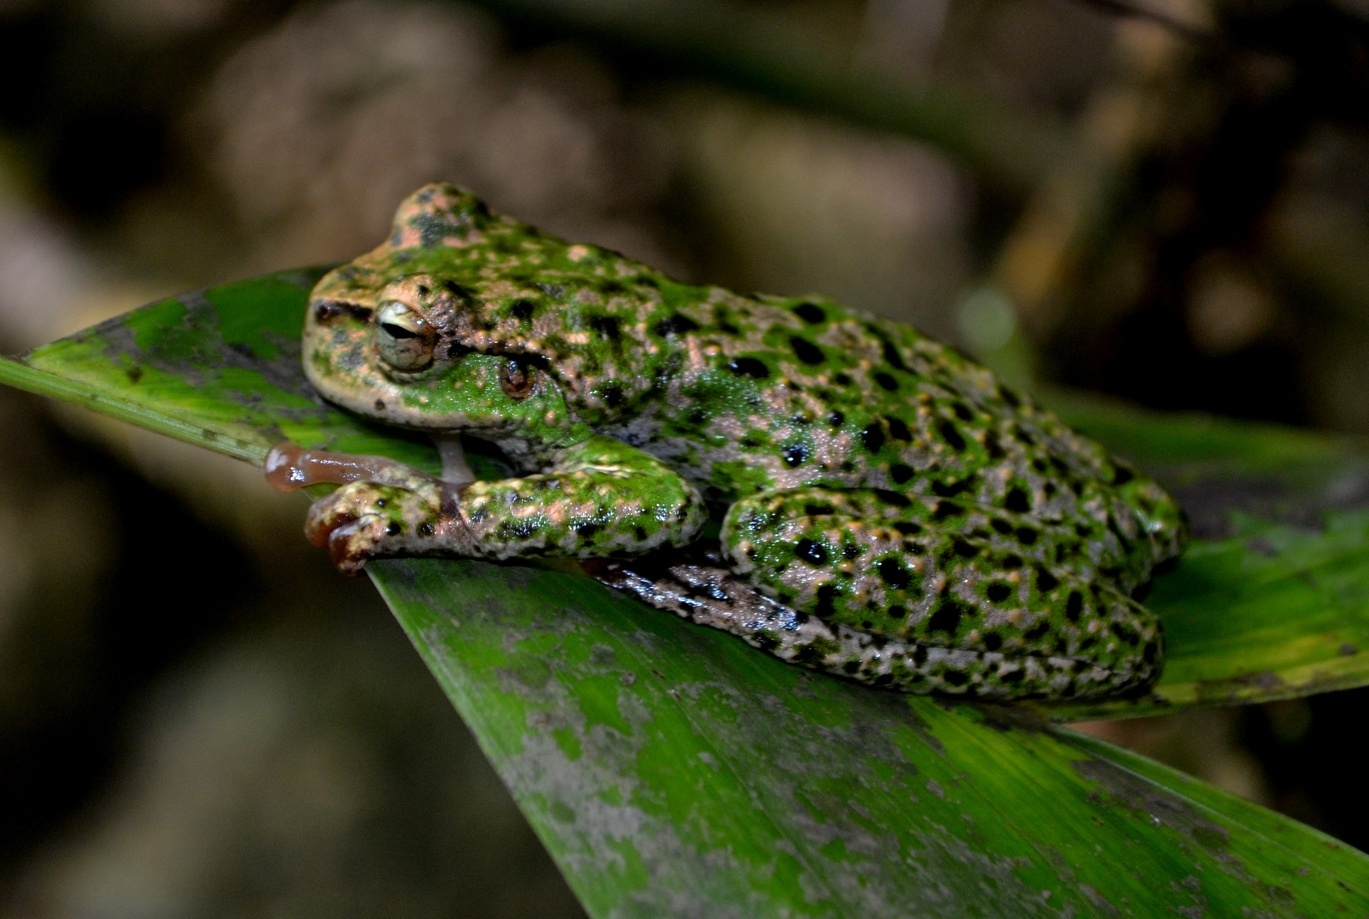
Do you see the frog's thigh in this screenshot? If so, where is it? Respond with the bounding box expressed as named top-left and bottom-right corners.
top-left (721, 489), bottom-right (1162, 697)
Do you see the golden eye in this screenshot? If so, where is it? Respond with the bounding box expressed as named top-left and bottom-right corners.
top-left (500, 358), bottom-right (537, 400)
top-left (375, 300), bottom-right (436, 372)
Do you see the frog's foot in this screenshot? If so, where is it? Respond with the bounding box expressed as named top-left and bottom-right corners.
top-left (596, 552), bottom-right (1159, 699)
top-left (303, 478), bottom-right (472, 574)
top-left (264, 442), bottom-right (439, 494)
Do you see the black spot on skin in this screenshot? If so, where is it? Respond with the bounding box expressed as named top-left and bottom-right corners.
top-left (804, 503), bottom-right (835, 517)
top-left (1015, 526), bottom-right (1039, 545)
top-left (126, 365), bottom-right (144, 384)
top-left (386, 522), bottom-right (402, 537)
top-left (753, 632), bottom-right (779, 651)
top-left (932, 500), bottom-right (962, 522)
top-left (313, 301), bottom-right (373, 324)
top-left (873, 372), bottom-right (899, 392)
top-left (982, 632), bottom-right (1003, 652)
top-left (1004, 487), bottom-right (1031, 513)
top-left (589, 315), bottom-right (621, 341)
top-left (1065, 591), bottom-right (1084, 622)
top-left (861, 423), bottom-right (886, 453)
top-left (815, 583), bottom-right (840, 617)
top-left (374, 398), bottom-right (386, 412)
top-left (873, 488), bottom-right (911, 508)
top-left (1023, 621), bottom-right (1051, 643)
top-left (888, 604), bottom-right (907, 620)
top-left (930, 479), bottom-right (973, 498)
top-left (937, 420), bottom-right (967, 452)
top-left (885, 417), bottom-right (911, 441)
top-left (881, 338), bottom-right (910, 373)
top-left (440, 279), bottom-right (476, 303)
top-left (983, 432), bottom-right (1004, 461)
top-left (827, 411), bottom-right (845, 428)
top-left (728, 357), bottom-right (769, 379)
top-left (599, 279), bottom-right (627, 296)
top-left (843, 660), bottom-right (862, 674)
top-left (574, 522), bottom-right (602, 538)
top-left (890, 463), bottom-right (914, 485)
top-left (1143, 641), bottom-right (1159, 664)
top-left (654, 314), bottom-right (699, 336)
top-left (792, 301), bottom-right (826, 323)
top-left (990, 518), bottom-right (1013, 535)
top-left (834, 372), bottom-right (853, 386)
top-left (418, 523), bottom-right (434, 537)
top-left (952, 538), bottom-right (982, 559)
top-left (998, 385), bottom-right (1021, 409)
top-left (1001, 554), bottom-right (1024, 569)
top-left (796, 538), bottom-right (828, 565)
top-left (789, 336), bottom-right (824, 365)
top-left (894, 521), bottom-right (922, 535)
top-left (782, 443), bottom-right (809, 467)
top-left (928, 600), bottom-right (964, 635)
top-left (1112, 464), bottom-right (1135, 486)
top-left (842, 543), bottom-right (862, 560)
top-left (943, 670), bottom-right (969, 687)
top-left (601, 381), bottom-right (626, 408)
top-left (416, 283), bottom-right (431, 297)
top-left (1036, 569), bottom-right (1060, 592)
top-left (987, 583), bottom-right (1012, 603)
top-left (953, 403), bottom-right (974, 422)
top-left (877, 559), bottom-right (910, 589)
top-left (1111, 621), bottom-right (1140, 645)
top-left (1000, 668), bottom-right (1025, 684)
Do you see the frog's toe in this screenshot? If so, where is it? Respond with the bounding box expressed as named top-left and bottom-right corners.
top-left (304, 483), bottom-right (396, 572)
top-left (320, 516), bottom-right (388, 575)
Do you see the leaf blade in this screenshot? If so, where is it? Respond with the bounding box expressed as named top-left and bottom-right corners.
top-left (3, 270), bottom-right (1368, 916)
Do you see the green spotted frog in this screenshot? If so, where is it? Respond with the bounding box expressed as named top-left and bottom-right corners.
top-left (266, 182), bottom-right (1185, 700)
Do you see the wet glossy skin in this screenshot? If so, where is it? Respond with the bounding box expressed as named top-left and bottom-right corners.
top-left (285, 182), bottom-right (1185, 700)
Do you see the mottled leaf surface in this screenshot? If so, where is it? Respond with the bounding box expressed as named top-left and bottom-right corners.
top-left (1, 272), bottom-right (1366, 916)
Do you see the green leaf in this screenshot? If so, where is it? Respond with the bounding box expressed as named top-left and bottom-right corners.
top-left (2, 271), bottom-right (1366, 915)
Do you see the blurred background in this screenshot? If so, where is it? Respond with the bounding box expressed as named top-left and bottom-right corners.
top-left (1, 0), bottom-right (1367, 915)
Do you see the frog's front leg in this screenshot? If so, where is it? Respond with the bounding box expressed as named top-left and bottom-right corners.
top-left (712, 487), bottom-right (1162, 699)
top-left (289, 435), bottom-right (708, 573)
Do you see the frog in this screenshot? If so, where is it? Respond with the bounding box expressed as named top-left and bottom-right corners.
top-left (267, 181), bottom-right (1186, 700)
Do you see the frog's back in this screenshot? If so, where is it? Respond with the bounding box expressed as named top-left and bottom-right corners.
top-left (646, 290), bottom-right (1184, 583)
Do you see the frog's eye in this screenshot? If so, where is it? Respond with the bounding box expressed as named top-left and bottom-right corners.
top-left (375, 300), bottom-right (436, 372)
top-left (499, 358), bottom-right (537, 400)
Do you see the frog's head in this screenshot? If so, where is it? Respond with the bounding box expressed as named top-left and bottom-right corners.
top-left (305, 182), bottom-right (711, 438)
top-left (305, 268), bottom-right (585, 447)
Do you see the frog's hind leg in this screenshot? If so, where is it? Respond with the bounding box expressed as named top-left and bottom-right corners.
top-left (593, 550), bottom-right (814, 651)
top-left (714, 488), bottom-right (1164, 700)
top-left (593, 549), bottom-right (908, 687)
